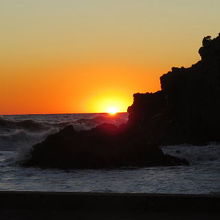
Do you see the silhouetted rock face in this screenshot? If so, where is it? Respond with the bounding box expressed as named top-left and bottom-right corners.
top-left (199, 35), bottom-right (220, 60)
top-left (23, 124), bottom-right (188, 169)
top-left (128, 34), bottom-right (220, 145)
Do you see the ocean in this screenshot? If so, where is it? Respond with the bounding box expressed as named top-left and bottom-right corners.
top-left (0, 113), bottom-right (219, 194)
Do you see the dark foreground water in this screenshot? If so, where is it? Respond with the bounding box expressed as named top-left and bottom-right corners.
top-left (0, 113), bottom-right (219, 194)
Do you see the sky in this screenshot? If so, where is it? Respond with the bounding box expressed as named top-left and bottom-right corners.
top-left (0, 0), bottom-right (219, 114)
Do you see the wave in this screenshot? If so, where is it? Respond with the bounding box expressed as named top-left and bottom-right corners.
top-left (0, 117), bottom-right (49, 132)
top-left (162, 144), bottom-right (220, 165)
top-left (0, 116), bottom-right (59, 151)
top-left (0, 113), bottom-right (128, 132)
top-left (0, 113), bottom-right (128, 152)
top-left (0, 128), bottom-right (59, 151)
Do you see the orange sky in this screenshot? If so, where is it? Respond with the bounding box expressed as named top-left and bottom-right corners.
top-left (0, 0), bottom-right (219, 114)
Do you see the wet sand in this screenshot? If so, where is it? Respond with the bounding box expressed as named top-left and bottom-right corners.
top-left (0, 191), bottom-right (219, 220)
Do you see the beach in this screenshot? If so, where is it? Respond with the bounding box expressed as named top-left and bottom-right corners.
top-left (0, 191), bottom-right (219, 220)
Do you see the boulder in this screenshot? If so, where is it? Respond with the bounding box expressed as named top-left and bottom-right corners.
top-left (22, 124), bottom-right (188, 169)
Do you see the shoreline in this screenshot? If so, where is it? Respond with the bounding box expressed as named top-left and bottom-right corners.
top-left (0, 191), bottom-right (219, 219)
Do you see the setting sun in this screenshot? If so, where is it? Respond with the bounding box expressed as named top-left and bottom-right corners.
top-left (84, 92), bottom-right (133, 115)
top-left (107, 106), bottom-right (119, 115)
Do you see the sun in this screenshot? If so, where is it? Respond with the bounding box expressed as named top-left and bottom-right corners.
top-left (89, 94), bottom-right (131, 114)
top-left (106, 106), bottom-right (119, 115)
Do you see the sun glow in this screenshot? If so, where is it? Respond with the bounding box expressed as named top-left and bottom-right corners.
top-left (106, 106), bottom-right (119, 115)
top-left (89, 94), bottom-right (131, 114)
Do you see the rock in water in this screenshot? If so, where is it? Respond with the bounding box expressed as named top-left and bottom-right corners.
top-left (23, 124), bottom-right (188, 169)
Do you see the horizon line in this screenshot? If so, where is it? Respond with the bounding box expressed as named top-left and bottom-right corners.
top-left (1, 112), bottom-right (127, 116)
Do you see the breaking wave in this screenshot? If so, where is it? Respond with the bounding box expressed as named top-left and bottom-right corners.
top-left (0, 117), bottom-right (49, 132)
top-left (0, 113), bottom-right (128, 152)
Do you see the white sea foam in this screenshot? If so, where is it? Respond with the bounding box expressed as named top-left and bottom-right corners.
top-left (162, 144), bottom-right (220, 165)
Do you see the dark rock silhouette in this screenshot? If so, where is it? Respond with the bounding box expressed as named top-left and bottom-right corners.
top-left (22, 34), bottom-right (220, 169)
top-left (23, 124), bottom-right (188, 169)
top-left (128, 33), bottom-right (220, 145)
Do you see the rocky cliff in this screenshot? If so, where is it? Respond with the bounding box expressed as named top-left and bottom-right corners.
top-left (128, 33), bottom-right (220, 145)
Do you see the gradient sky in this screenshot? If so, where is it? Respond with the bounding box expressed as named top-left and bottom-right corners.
top-left (0, 0), bottom-right (219, 114)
